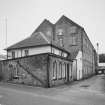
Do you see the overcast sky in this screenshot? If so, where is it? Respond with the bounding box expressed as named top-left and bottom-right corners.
top-left (0, 0), bottom-right (105, 54)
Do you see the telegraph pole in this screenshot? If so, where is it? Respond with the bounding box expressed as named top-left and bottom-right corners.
top-left (5, 17), bottom-right (8, 58)
top-left (5, 17), bottom-right (7, 49)
top-left (96, 43), bottom-right (99, 66)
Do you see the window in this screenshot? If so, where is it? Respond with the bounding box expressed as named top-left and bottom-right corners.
top-left (62, 63), bottom-right (66, 78)
top-left (59, 50), bottom-right (62, 56)
top-left (52, 48), bottom-right (55, 54)
top-left (69, 34), bottom-right (77, 46)
top-left (24, 49), bottom-right (29, 56)
top-left (12, 51), bottom-right (15, 59)
top-left (62, 52), bottom-right (64, 57)
top-left (71, 35), bottom-right (76, 45)
top-left (58, 62), bottom-right (62, 79)
top-left (52, 61), bottom-right (57, 80)
top-left (59, 50), bottom-right (64, 57)
top-left (59, 38), bottom-right (64, 47)
top-left (69, 26), bottom-right (77, 34)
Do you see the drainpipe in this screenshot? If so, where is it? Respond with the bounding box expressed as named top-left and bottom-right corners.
top-left (47, 54), bottom-right (50, 88)
top-left (96, 43), bottom-right (99, 66)
top-left (81, 29), bottom-right (84, 79)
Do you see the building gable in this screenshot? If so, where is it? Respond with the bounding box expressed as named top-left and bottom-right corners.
top-left (31, 19), bottom-right (54, 42)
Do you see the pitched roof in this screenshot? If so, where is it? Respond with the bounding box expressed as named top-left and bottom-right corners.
top-left (55, 15), bottom-right (83, 29)
top-left (6, 32), bottom-right (50, 50)
top-left (31, 19), bottom-right (53, 37)
top-left (6, 31), bottom-right (69, 54)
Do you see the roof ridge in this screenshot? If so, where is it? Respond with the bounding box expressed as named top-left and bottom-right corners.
top-left (55, 15), bottom-right (83, 29)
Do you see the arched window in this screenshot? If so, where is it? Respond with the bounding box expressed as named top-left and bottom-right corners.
top-left (58, 62), bottom-right (62, 79)
top-left (52, 61), bottom-right (57, 80)
top-left (62, 63), bottom-right (66, 78)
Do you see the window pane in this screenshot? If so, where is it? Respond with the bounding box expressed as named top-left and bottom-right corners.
top-left (12, 51), bottom-right (15, 58)
top-left (52, 61), bottom-right (57, 79)
top-left (62, 63), bottom-right (66, 78)
top-left (24, 50), bottom-right (29, 56)
top-left (58, 62), bottom-right (62, 79)
top-left (72, 36), bottom-right (76, 45)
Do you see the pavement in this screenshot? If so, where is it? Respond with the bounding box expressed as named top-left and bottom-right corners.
top-left (0, 74), bottom-right (105, 105)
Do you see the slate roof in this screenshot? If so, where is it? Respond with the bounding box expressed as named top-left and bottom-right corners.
top-left (6, 31), bottom-right (69, 54)
top-left (6, 15), bottom-right (85, 58)
top-left (6, 32), bottom-right (50, 50)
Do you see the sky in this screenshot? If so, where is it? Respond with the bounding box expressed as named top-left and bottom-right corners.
top-left (0, 0), bottom-right (105, 54)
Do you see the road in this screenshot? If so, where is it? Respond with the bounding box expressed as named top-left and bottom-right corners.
top-left (0, 75), bottom-right (105, 105)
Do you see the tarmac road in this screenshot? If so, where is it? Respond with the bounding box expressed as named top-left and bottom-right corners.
top-left (0, 74), bottom-right (105, 105)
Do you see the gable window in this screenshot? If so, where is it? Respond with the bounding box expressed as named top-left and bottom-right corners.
top-left (71, 35), bottom-right (76, 45)
top-left (12, 51), bottom-right (15, 59)
top-left (24, 49), bottom-right (29, 56)
top-left (69, 26), bottom-right (77, 34)
top-left (59, 38), bottom-right (64, 47)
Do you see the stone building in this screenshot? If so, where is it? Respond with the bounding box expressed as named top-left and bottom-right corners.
top-left (54, 16), bottom-right (96, 80)
top-left (0, 15), bottom-right (97, 87)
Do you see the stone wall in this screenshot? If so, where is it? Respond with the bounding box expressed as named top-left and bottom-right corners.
top-left (0, 54), bottom-right (48, 87)
top-left (82, 31), bottom-right (95, 78)
top-left (48, 54), bottom-right (72, 87)
top-left (55, 19), bottom-right (82, 57)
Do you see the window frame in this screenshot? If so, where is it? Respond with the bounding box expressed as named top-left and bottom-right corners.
top-left (12, 51), bottom-right (15, 59)
top-left (24, 49), bottom-right (29, 56)
top-left (71, 35), bottom-right (76, 45)
top-left (52, 61), bottom-right (57, 80)
top-left (58, 62), bottom-right (62, 79)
